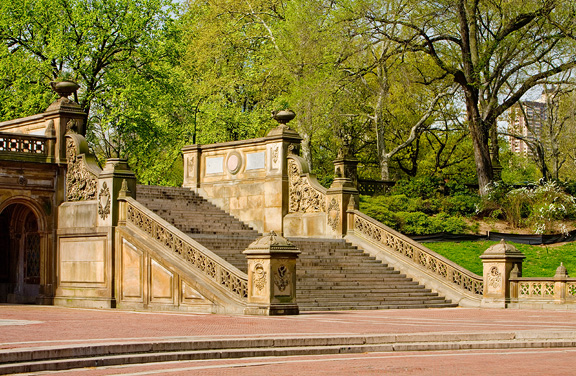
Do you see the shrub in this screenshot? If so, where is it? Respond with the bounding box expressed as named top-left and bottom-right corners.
top-left (390, 176), bottom-right (443, 199)
top-left (480, 180), bottom-right (576, 234)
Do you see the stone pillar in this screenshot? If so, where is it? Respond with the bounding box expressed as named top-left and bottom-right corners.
top-left (97, 158), bottom-right (136, 227)
top-left (326, 157), bottom-right (360, 238)
top-left (554, 263), bottom-right (569, 304)
top-left (243, 232), bottom-right (300, 315)
top-left (480, 240), bottom-right (525, 308)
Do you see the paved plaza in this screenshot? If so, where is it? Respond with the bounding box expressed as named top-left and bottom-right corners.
top-left (1, 304), bottom-right (576, 375)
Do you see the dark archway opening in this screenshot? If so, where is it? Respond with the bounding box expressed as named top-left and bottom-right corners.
top-left (0, 204), bottom-right (41, 303)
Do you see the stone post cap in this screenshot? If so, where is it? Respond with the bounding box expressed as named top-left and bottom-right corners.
top-left (243, 231), bottom-right (301, 256)
top-left (555, 262), bottom-right (569, 279)
top-left (479, 239), bottom-right (526, 260)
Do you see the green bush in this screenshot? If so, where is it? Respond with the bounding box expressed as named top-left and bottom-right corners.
top-left (480, 180), bottom-right (576, 234)
top-left (390, 176), bottom-right (443, 199)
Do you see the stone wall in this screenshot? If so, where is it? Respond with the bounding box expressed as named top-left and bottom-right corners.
top-left (182, 126), bottom-right (301, 234)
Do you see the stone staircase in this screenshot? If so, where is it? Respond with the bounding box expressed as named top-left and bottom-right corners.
top-left (136, 185), bottom-right (457, 311)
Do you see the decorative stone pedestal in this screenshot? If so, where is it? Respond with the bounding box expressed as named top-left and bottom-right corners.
top-left (480, 240), bottom-right (525, 308)
top-left (326, 157), bottom-right (359, 237)
top-left (243, 232), bottom-right (300, 315)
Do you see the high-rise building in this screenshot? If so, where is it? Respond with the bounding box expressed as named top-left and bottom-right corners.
top-left (508, 91), bottom-right (549, 156)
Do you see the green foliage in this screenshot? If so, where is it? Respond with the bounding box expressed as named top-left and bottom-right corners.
top-left (390, 176), bottom-right (443, 199)
top-left (0, 0), bottom-right (187, 185)
top-left (426, 241), bottom-right (576, 278)
top-left (480, 180), bottom-right (576, 234)
top-left (359, 191), bottom-right (473, 235)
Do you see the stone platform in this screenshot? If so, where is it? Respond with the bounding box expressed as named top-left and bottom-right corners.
top-left (2, 304), bottom-right (576, 375)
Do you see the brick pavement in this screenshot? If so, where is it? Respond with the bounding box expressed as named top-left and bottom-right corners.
top-left (2, 304), bottom-right (576, 375)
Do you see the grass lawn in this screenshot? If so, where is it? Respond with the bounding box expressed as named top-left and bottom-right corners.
top-left (424, 240), bottom-right (576, 278)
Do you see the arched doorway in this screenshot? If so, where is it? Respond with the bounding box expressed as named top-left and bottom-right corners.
top-left (0, 204), bottom-right (42, 303)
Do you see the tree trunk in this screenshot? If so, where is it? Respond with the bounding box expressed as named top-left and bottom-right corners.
top-left (301, 132), bottom-right (313, 171)
top-left (464, 93), bottom-right (493, 196)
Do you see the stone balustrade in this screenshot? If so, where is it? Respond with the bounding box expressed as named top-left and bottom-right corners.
top-left (119, 196), bottom-right (249, 302)
top-left (0, 132), bottom-right (55, 163)
top-left (347, 209), bottom-right (484, 303)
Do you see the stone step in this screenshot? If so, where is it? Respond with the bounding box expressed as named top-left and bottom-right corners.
top-left (135, 184), bottom-right (456, 311)
top-left (4, 331), bottom-right (571, 374)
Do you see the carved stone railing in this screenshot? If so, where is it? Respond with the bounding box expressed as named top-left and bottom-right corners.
top-left (511, 277), bottom-right (576, 303)
top-left (120, 196), bottom-right (248, 302)
top-left (0, 132), bottom-right (54, 162)
top-left (348, 210), bottom-right (483, 299)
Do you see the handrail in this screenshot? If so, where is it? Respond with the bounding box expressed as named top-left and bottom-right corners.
top-left (349, 209), bottom-right (484, 298)
top-left (120, 196), bottom-right (248, 302)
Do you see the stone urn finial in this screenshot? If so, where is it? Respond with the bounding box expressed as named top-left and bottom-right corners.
top-left (50, 80), bottom-right (80, 99)
top-left (272, 109), bottom-right (296, 126)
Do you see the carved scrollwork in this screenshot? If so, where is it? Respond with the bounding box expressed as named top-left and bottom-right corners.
top-left (288, 158), bottom-right (326, 213)
top-left (98, 181), bottom-right (111, 220)
top-left (487, 266), bottom-right (502, 290)
top-left (327, 198), bottom-right (340, 231)
top-left (272, 146), bottom-right (279, 164)
top-left (253, 262), bottom-right (267, 292)
top-left (66, 138), bottom-right (97, 201)
top-left (274, 264), bottom-right (291, 292)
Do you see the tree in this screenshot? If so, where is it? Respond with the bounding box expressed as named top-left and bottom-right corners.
top-left (361, 0), bottom-right (576, 194)
top-left (0, 0), bottom-right (189, 185)
top-left (507, 81), bottom-right (576, 181)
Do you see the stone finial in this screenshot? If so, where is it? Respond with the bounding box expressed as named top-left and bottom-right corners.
top-left (267, 110), bottom-right (302, 139)
top-left (272, 109), bottom-right (296, 125)
top-left (555, 262), bottom-right (569, 278)
top-left (50, 80), bottom-right (80, 99)
top-left (510, 263), bottom-right (520, 278)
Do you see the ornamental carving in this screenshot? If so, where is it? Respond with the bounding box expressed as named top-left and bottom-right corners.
top-left (327, 198), bottom-right (340, 231)
top-left (488, 266), bottom-right (502, 290)
top-left (98, 182), bottom-right (111, 220)
top-left (288, 159), bottom-right (326, 213)
top-left (66, 119), bottom-right (79, 134)
top-left (66, 138), bottom-right (97, 201)
top-left (187, 156), bottom-right (195, 177)
top-left (272, 146), bottom-right (279, 164)
top-left (253, 262), bottom-right (267, 292)
top-left (274, 264), bottom-right (291, 293)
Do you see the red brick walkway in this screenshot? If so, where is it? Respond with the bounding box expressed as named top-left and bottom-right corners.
top-left (2, 304), bottom-right (576, 375)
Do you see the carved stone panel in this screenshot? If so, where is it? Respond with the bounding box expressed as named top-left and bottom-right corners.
top-left (288, 159), bottom-right (326, 213)
top-left (181, 280), bottom-right (205, 302)
top-left (98, 182), bottom-right (111, 220)
top-left (327, 198), bottom-right (340, 231)
top-left (274, 264), bottom-right (292, 296)
top-left (487, 265), bottom-right (503, 294)
top-left (251, 259), bottom-right (268, 298)
top-left (66, 138), bottom-right (97, 201)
